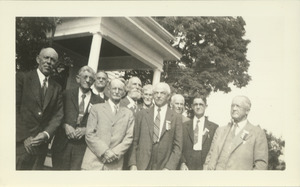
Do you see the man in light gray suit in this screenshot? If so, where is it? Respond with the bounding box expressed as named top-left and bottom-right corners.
top-left (81, 79), bottom-right (134, 170)
top-left (204, 95), bottom-right (268, 170)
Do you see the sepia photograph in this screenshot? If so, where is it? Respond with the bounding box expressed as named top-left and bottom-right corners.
top-left (1, 1), bottom-right (300, 187)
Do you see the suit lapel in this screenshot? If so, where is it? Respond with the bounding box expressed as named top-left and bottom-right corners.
top-left (217, 124), bottom-right (232, 157)
top-left (145, 107), bottom-right (154, 139)
top-left (160, 107), bottom-right (173, 139)
top-left (229, 121), bottom-right (253, 154)
top-left (71, 88), bottom-right (79, 112)
top-left (187, 120), bottom-right (194, 144)
top-left (29, 71), bottom-right (43, 108)
top-left (202, 118), bottom-right (210, 145)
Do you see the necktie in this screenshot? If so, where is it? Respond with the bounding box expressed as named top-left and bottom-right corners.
top-left (77, 94), bottom-right (86, 124)
top-left (231, 122), bottom-right (238, 137)
top-left (42, 77), bottom-right (48, 96)
top-left (114, 104), bottom-right (119, 115)
top-left (194, 119), bottom-right (200, 145)
top-left (153, 108), bottom-right (161, 143)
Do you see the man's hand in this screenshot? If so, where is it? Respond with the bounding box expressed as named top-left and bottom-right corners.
top-left (130, 165), bottom-right (137, 170)
top-left (31, 132), bottom-right (47, 146)
top-left (103, 149), bottom-right (118, 163)
top-left (24, 137), bottom-right (37, 154)
top-left (64, 124), bottom-right (76, 139)
top-left (180, 163), bottom-right (189, 170)
top-left (75, 127), bottom-right (86, 140)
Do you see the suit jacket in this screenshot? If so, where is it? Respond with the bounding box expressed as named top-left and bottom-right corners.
top-left (51, 88), bottom-right (104, 152)
top-left (181, 117), bottom-right (218, 170)
top-left (204, 121), bottom-right (268, 170)
top-left (16, 70), bottom-right (63, 144)
top-left (128, 106), bottom-right (183, 170)
top-left (81, 102), bottom-right (134, 170)
top-left (120, 96), bottom-right (142, 114)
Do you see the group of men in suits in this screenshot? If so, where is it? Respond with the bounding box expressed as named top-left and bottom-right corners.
top-left (16, 47), bottom-right (268, 170)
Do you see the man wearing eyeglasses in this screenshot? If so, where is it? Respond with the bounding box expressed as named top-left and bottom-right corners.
top-left (180, 94), bottom-right (218, 170)
top-left (128, 82), bottom-right (183, 170)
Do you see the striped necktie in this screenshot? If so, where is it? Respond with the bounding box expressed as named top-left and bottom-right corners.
top-left (153, 107), bottom-right (161, 143)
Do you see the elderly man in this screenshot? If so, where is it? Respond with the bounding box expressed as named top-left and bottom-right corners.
top-left (92, 70), bottom-right (109, 101)
top-left (141, 84), bottom-right (154, 109)
top-left (81, 79), bottom-right (134, 170)
top-left (120, 76), bottom-right (142, 113)
top-left (180, 94), bottom-right (218, 170)
top-left (204, 95), bottom-right (268, 170)
top-left (129, 82), bottom-right (183, 170)
top-left (51, 66), bottom-right (104, 170)
top-left (16, 47), bottom-right (63, 170)
top-left (170, 94), bottom-right (190, 123)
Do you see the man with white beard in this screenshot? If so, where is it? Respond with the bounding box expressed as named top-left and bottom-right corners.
top-left (119, 76), bottom-right (142, 170)
top-left (120, 76), bottom-right (143, 114)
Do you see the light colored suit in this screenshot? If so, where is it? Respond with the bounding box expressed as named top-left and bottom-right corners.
top-left (128, 106), bottom-right (183, 170)
top-left (204, 121), bottom-right (268, 170)
top-left (81, 102), bottom-right (134, 170)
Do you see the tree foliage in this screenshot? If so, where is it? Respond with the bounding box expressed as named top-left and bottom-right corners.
top-left (153, 17), bottom-right (251, 97)
top-left (264, 129), bottom-right (285, 170)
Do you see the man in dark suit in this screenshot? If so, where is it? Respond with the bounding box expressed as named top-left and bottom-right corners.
top-left (92, 70), bottom-right (109, 101)
top-left (129, 82), bottom-right (183, 170)
top-left (16, 47), bottom-right (63, 170)
top-left (180, 95), bottom-right (218, 170)
top-left (51, 66), bottom-right (104, 170)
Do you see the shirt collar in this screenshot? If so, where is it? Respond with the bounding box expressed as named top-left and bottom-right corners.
top-left (154, 103), bottom-right (168, 113)
top-left (235, 119), bottom-right (248, 129)
top-left (127, 95), bottom-right (136, 105)
top-left (108, 99), bottom-right (119, 111)
top-left (78, 87), bottom-right (91, 98)
top-left (37, 68), bottom-right (48, 85)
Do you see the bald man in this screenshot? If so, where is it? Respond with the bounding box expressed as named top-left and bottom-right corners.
top-left (129, 82), bottom-right (183, 170)
top-left (170, 94), bottom-right (190, 123)
top-left (81, 79), bottom-right (134, 170)
top-left (204, 95), bottom-right (268, 170)
top-left (16, 47), bottom-right (63, 170)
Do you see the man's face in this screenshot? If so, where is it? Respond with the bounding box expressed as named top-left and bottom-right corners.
top-left (127, 78), bottom-right (142, 100)
top-left (76, 71), bottom-right (95, 91)
top-left (231, 97), bottom-right (249, 123)
top-left (142, 89), bottom-right (153, 106)
top-left (109, 80), bottom-right (125, 102)
top-left (94, 72), bottom-right (108, 89)
top-left (192, 98), bottom-right (207, 118)
top-left (36, 48), bottom-right (58, 76)
top-left (171, 97), bottom-right (185, 114)
top-left (153, 85), bottom-right (169, 107)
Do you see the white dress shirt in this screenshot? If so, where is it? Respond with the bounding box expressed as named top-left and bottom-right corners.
top-left (37, 68), bottom-right (48, 87)
top-left (154, 104), bottom-right (168, 141)
top-left (92, 85), bottom-right (105, 100)
top-left (78, 88), bottom-right (91, 113)
top-left (108, 99), bottom-right (120, 114)
top-left (233, 119), bottom-right (248, 136)
top-left (193, 116), bottom-right (205, 151)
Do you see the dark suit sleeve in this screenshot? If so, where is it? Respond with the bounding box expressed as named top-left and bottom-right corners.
top-left (165, 114), bottom-right (183, 170)
top-left (128, 110), bottom-right (142, 167)
top-left (253, 127), bottom-right (268, 170)
top-left (180, 123), bottom-right (188, 165)
top-left (44, 84), bottom-right (63, 138)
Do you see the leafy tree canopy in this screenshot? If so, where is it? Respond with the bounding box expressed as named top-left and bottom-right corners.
top-left (152, 17), bottom-right (251, 97)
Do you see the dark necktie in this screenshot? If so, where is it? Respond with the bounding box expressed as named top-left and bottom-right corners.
top-left (114, 104), bottom-right (119, 115)
top-left (194, 119), bottom-right (200, 145)
top-left (77, 94), bottom-right (86, 124)
top-left (153, 107), bottom-right (161, 143)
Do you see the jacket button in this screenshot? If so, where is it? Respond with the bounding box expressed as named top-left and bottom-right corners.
top-left (38, 112), bottom-right (42, 116)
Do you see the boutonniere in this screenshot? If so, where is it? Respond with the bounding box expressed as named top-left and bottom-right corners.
top-left (88, 104), bottom-right (93, 113)
top-left (202, 128), bottom-right (210, 137)
top-left (166, 120), bottom-right (171, 131)
top-left (240, 130), bottom-right (249, 143)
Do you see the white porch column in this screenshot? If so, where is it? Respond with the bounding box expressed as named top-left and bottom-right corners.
top-left (88, 32), bottom-right (102, 72)
top-left (152, 69), bottom-right (162, 86)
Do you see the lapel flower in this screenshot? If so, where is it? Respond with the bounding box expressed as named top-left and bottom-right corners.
top-left (202, 128), bottom-right (210, 136)
top-left (166, 120), bottom-right (171, 131)
top-left (240, 130), bottom-right (249, 141)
